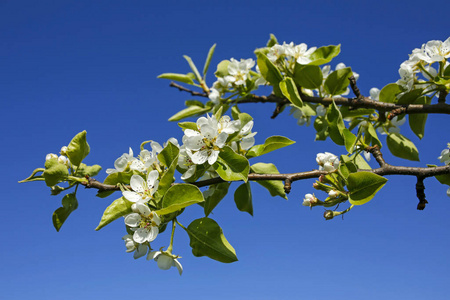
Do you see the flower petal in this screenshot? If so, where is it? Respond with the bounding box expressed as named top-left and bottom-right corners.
top-left (191, 150), bottom-right (209, 165)
top-left (122, 191), bottom-right (142, 203)
top-left (147, 250), bottom-right (161, 261)
top-left (130, 175), bottom-right (145, 193)
top-left (208, 150), bottom-right (219, 165)
top-left (174, 259), bottom-right (183, 275)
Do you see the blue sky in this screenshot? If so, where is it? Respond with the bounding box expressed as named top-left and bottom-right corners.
top-left (1, 1), bottom-right (450, 299)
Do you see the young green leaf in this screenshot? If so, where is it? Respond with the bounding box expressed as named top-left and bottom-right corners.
top-left (183, 55), bottom-right (202, 83)
top-left (234, 182), bottom-right (253, 216)
top-left (326, 101), bottom-right (346, 145)
top-left (279, 77), bottom-right (303, 107)
top-left (157, 73), bottom-right (195, 85)
top-left (255, 52), bottom-right (283, 97)
top-left (168, 106), bottom-right (211, 122)
top-left (203, 44), bottom-right (217, 78)
top-left (52, 193), bottom-right (78, 232)
top-left (66, 130), bottom-right (90, 167)
top-left (347, 172), bottom-right (388, 205)
top-left (214, 146), bottom-right (249, 182)
top-left (250, 163), bottom-right (287, 199)
top-left (185, 217), bottom-right (238, 263)
top-left (308, 44), bottom-right (341, 65)
top-left (408, 96), bottom-right (430, 139)
top-left (203, 182), bottom-right (231, 217)
top-left (293, 64), bottom-right (323, 89)
top-left (266, 33), bottom-right (278, 47)
top-left (96, 197), bottom-right (133, 231)
top-left (246, 136), bottom-right (295, 159)
top-left (43, 158), bottom-right (69, 187)
top-left (386, 133), bottom-right (420, 161)
top-left (379, 83), bottom-right (401, 103)
top-left (155, 184), bottom-right (204, 216)
top-left (324, 67), bottom-right (352, 96)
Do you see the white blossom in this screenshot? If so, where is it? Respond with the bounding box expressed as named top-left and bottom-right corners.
top-left (290, 105), bottom-right (310, 126)
top-left (46, 153), bottom-right (58, 161)
top-left (106, 147), bottom-right (134, 174)
top-left (316, 105), bottom-right (327, 117)
top-left (122, 170), bottom-right (159, 203)
top-left (147, 250), bottom-right (183, 275)
top-left (369, 88), bottom-right (380, 101)
top-left (122, 234), bottom-right (149, 259)
top-left (225, 58), bottom-right (255, 86)
top-left (124, 202), bottom-right (161, 244)
top-left (316, 152), bottom-right (339, 171)
top-left (302, 193), bottom-right (316, 206)
top-left (438, 145), bottom-right (450, 165)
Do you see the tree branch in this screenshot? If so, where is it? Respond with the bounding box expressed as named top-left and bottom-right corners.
top-left (169, 82), bottom-right (208, 97)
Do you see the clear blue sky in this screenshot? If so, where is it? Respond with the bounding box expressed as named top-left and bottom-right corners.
top-left (1, 1), bottom-right (449, 299)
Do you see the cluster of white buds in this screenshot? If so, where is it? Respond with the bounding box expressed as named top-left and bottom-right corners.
top-left (316, 152), bottom-right (340, 172)
top-left (45, 146), bottom-right (71, 167)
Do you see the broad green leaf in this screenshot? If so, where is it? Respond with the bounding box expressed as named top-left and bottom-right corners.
top-left (214, 146), bottom-right (249, 182)
top-left (66, 130), bottom-right (90, 167)
top-left (408, 96), bottom-right (430, 139)
top-left (96, 197), bottom-right (133, 230)
top-left (308, 44), bottom-right (341, 65)
top-left (314, 116), bottom-right (329, 141)
top-left (293, 64), bottom-right (323, 89)
top-left (185, 217), bottom-right (238, 263)
top-left (203, 44), bottom-right (216, 78)
top-left (250, 163), bottom-right (287, 199)
top-left (43, 158), bottom-right (69, 187)
top-left (185, 100), bottom-right (205, 107)
top-left (157, 73), bottom-right (195, 85)
top-left (155, 184), bottom-right (204, 215)
top-left (256, 52), bottom-right (283, 97)
top-left (183, 55), bottom-right (202, 82)
top-left (354, 153), bottom-right (371, 170)
top-left (266, 34), bottom-right (278, 47)
top-left (157, 142), bottom-right (180, 167)
top-left (52, 193), bottom-right (78, 232)
top-left (75, 163), bottom-right (102, 177)
top-left (324, 67), bottom-right (352, 96)
top-left (339, 107), bottom-right (375, 118)
top-left (279, 78), bottom-right (303, 107)
top-left (215, 60), bottom-right (230, 77)
top-left (203, 182), bottom-right (231, 217)
top-left (178, 121), bottom-right (198, 131)
top-left (155, 143), bottom-right (180, 199)
top-left (397, 88), bottom-right (423, 104)
top-left (234, 182), bottom-right (253, 216)
top-left (367, 123), bottom-right (382, 147)
top-left (348, 172), bottom-right (388, 205)
top-left (379, 83), bottom-right (401, 103)
top-left (386, 133), bottom-right (420, 161)
top-left (168, 105), bottom-right (211, 121)
top-left (427, 164), bottom-right (450, 186)
top-left (104, 170), bottom-right (139, 186)
top-left (246, 136), bottom-right (295, 159)
top-left (326, 101), bottom-right (345, 145)
top-left (444, 64), bottom-right (450, 77)
top-left (343, 128), bottom-right (356, 153)
top-left (231, 106), bottom-right (241, 120)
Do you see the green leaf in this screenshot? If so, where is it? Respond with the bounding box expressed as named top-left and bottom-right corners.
top-left (214, 146), bottom-right (249, 182)
top-left (343, 128), bottom-right (357, 153)
top-left (155, 143), bottom-right (180, 199)
top-left (266, 34), bottom-right (278, 47)
top-left (96, 197), bottom-right (133, 230)
top-left (157, 73), bottom-right (195, 85)
top-left (234, 182), bottom-right (253, 216)
top-left (348, 172), bottom-right (387, 205)
top-left (203, 44), bottom-right (216, 78)
top-left (366, 123), bottom-right (382, 147)
top-left (183, 55), bottom-right (202, 82)
top-left (19, 168), bottom-right (45, 183)
top-left (408, 96), bottom-right (430, 139)
top-left (386, 133), bottom-right (420, 161)
top-left (185, 217), bottom-right (238, 263)
top-left (255, 52), bottom-right (283, 97)
top-left (155, 184), bottom-right (204, 215)
top-left (43, 158), bottom-right (69, 187)
top-left (379, 83), bottom-right (401, 103)
top-left (75, 163), bottom-right (102, 177)
top-left (326, 101), bottom-right (346, 145)
top-left (279, 77), bottom-right (303, 107)
top-left (185, 100), bottom-right (205, 107)
top-left (308, 44), bottom-right (341, 65)
top-left (339, 106), bottom-right (375, 118)
top-left (293, 64), bottom-right (323, 89)
top-left (314, 116), bottom-right (329, 141)
top-left (246, 136), bottom-right (295, 159)
top-left (215, 60), bottom-right (230, 77)
top-left (178, 121), bottom-right (198, 131)
top-left (324, 67), bottom-right (352, 96)
top-left (104, 170), bottom-right (139, 186)
top-left (250, 163), bottom-right (287, 199)
top-left (66, 130), bottom-right (90, 167)
top-left (168, 106), bottom-right (211, 121)
top-left (157, 142), bottom-right (180, 168)
top-left (203, 182), bottom-right (231, 217)
top-left (52, 193), bottom-right (78, 232)
top-left (397, 88), bottom-right (423, 104)
top-left (427, 164), bottom-right (450, 186)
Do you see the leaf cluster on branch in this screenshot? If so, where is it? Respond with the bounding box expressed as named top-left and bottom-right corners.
top-left (20, 34), bottom-right (450, 275)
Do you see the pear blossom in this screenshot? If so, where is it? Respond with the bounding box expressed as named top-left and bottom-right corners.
top-left (147, 250), bottom-right (183, 275)
top-left (225, 58), bottom-right (255, 86)
top-left (124, 202), bottom-right (161, 244)
top-left (396, 62), bottom-right (416, 92)
top-left (369, 88), bottom-right (380, 101)
top-left (328, 190), bottom-right (339, 199)
top-left (290, 105), bottom-right (310, 126)
top-left (316, 105), bottom-right (327, 117)
top-left (389, 116), bottom-right (406, 134)
top-left (122, 170), bottom-right (159, 203)
top-left (208, 88), bottom-right (221, 105)
top-left (416, 38), bottom-right (450, 64)
top-left (438, 144), bottom-right (450, 165)
top-left (130, 149), bottom-right (156, 173)
top-left (183, 115), bottom-right (239, 165)
top-left (316, 152), bottom-right (339, 171)
top-left (233, 120), bottom-right (257, 150)
top-left (46, 153), bottom-right (58, 161)
top-left (178, 147), bottom-right (197, 180)
top-left (122, 234), bottom-right (149, 259)
top-left (447, 187), bottom-right (450, 198)
top-left (106, 147), bottom-right (135, 174)
top-left (292, 43), bottom-right (317, 65)
top-left (302, 193), bottom-right (317, 206)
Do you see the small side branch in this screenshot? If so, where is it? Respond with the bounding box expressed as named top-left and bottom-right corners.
top-left (416, 176), bottom-right (428, 210)
top-left (349, 75), bottom-right (363, 100)
top-left (169, 82), bottom-right (208, 97)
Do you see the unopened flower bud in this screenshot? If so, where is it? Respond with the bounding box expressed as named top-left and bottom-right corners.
top-left (328, 190), bottom-right (339, 198)
top-left (60, 146), bottom-right (68, 156)
top-left (58, 155), bottom-right (69, 165)
top-left (302, 193), bottom-right (318, 207)
top-left (323, 210), bottom-right (336, 220)
top-left (46, 153), bottom-right (58, 161)
top-left (312, 182), bottom-right (320, 190)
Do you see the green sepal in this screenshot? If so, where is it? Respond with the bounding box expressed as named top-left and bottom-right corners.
top-left (203, 44), bottom-right (217, 78)
top-left (155, 184), bottom-right (204, 216)
top-left (52, 193), bottom-right (78, 232)
top-left (96, 197), bottom-right (133, 231)
top-left (255, 51), bottom-right (283, 97)
top-left (234, 182), bottom-right (253, 216)
top-left (43, 158), bottom-right (69, 187)
top-left (379, 83), bottom-right (401, 103)
top-left (168, 105), bottom-right (211, 122)
top-left (279, 77), bottom-right (303, 107)
top-left (66, 130), bottom-right (90, 167)
top-left (214, 146), bottom-right (249, 182)
top-left (408, 96), bottom-right (430, 139)
top-left (250, 163), bottom-right (287, 199)
top-left (185, 217), bottom-right (238, 263)
top-left (347, 172), bottom-right (387, 205)
top-left (324, 67), bottom-right (352, 96)
top-left (293, 64), bottom-right (323, 89)
top-left (203, 182), bottom-right (231, 217)
top-left (157, 73), bottom-right (195, 85)
top-left (246, 136), bottom-right (295, 159)
top-left (386, 133), bottom-right (420, 161)
top-left (308, 44), bottom-right (341, 65)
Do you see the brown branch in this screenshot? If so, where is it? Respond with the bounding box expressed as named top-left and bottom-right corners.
top-left (349, 75), bottom-right (363, 100)
top-left (438, 90), bottom-right (448, 104)
top-left (169, 82), bottom-right (208, 97)
top-left (416, 176), bottom-right (428, 210)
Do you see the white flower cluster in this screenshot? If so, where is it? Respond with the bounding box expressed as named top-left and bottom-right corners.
top-left (397, 37), bottom-right (450, 92)
top-left (45, 146), bottom-right (71, 168)
top-left (316, 152), bottom-right (340, 172)
top-left (267, 41), bottom-right (317, 66)
top-left (438, 143), bottom-right (450, 198)
top-left (209, 58), bottom-right (264, 105)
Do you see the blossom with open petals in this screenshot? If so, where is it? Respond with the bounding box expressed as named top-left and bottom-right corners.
top-left (316, 152), bottom-right (339, 171)
top-left (122, 234), bottom-right (149, 259)
top-left (122, 170), bottom-right (159, 203)
top-left (106, 147), bottom-right (135, 174)
top-left (147, 250), bottom-right (183, 275)
top-left (124, 202), bottom-right (161, 244)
